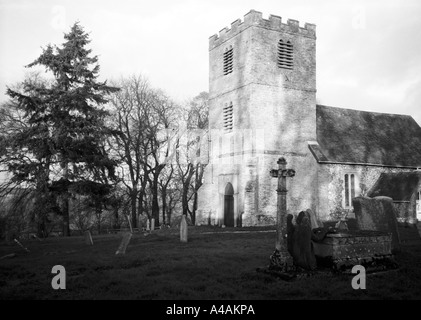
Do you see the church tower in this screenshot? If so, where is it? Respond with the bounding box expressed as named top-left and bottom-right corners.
top-left (197, 10), bottom-right (318, 226)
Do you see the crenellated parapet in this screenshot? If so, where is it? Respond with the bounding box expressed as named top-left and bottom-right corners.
top-left (209, 9), bottom-right (316, 50)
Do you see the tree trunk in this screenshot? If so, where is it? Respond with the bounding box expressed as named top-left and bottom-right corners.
top-left (168, 207), bottom-right (172, 226)
top-left (151, 174), bottom-right (160, 226)
top-left (192, 191), bottom-right (198, 225)
top-left (62, 162), bottom-right (70, 237)
top-left (162, 188), bottom-right (167, 226)
top-left (131, 192), bottom-right (137, 229)
top-left (37, 214), bottom-right (46, 238)
top-left (113, 206), bottom-right (119, 230)
top-left (181, 165), bottom-right (194, 217)
top-left (62, 197), bottom-right (70, 236)
top-left (182, 183), bottom-right (189, 217)
top-left (96, 206), bottom-right (102, 235)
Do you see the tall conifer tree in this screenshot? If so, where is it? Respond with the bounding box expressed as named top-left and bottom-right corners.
top-left (5, 23), bottom-right (119, 236)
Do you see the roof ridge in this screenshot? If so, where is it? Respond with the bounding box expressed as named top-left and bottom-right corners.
top-left (316, 104), bottom-right (416, 119)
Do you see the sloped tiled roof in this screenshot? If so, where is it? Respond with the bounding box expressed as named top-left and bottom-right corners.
top-left (368, 172), bottom-right (421, 201)
top-left (314, 105), bottom-right (421, 168)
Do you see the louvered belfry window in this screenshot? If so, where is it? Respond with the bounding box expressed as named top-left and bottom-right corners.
top-left (277, 40), bottom-right (293, 69)
top-left (223, 102), bottom-right (233, 132)
top-left (223, 46), bottom-right (233, 75)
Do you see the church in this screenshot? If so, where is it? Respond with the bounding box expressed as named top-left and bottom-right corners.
top-left (196, 10), bottom-right (421, 227)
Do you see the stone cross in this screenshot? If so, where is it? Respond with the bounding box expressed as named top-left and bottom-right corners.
top-left (269, 157), bottom-right (295, 271)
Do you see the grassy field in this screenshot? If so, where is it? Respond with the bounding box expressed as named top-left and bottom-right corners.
top-left (0, 225), bottom-right (421, 300)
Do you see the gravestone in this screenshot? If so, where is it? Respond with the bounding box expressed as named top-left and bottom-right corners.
top-left (115, 232), bottom-right (132, 255)
top-left (151, 218), bottom-right (155, 231)
top-left (306, 209), bottom-right (323, 229)
top-left (288, 211), bottom-right (317, 270)
top-left (146, 219), bottom-right (150, 231)
top-left (84, 231), bottom-right (93, 246)
top-left (353, 196), bottom-right (400, 251)
top-left (286, 214), bottom-right (295, 256)
top-left (180, 215), bottom-right (188, 243)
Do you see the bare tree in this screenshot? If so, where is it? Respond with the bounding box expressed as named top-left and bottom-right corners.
top-left (109, 75), bottom-right (178, 227)
top-left (174, 92), bottom-right (209, 224)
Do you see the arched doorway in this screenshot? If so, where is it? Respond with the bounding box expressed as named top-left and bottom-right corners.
top-left (224, 183), bottom-right (234, 227)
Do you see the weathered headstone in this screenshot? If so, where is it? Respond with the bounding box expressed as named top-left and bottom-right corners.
top-left (151, 218), bottom-right (155, 231)
top-left (146, 219), bottom-right (150, 231)
top-left (306, 209), bottom-right (323, 229)
top-left (115, 232), bottom-right (132, 255)
top-left (286, 214), bottom-right (295, 256)
top-left (180, 215), bottom-right (188, 243)
top-left (84, 230), bottom-right (93, 246)
top-left (289, 211), bottom-right (317, 270)
top-left (353, 196), bottom-right (400, 251)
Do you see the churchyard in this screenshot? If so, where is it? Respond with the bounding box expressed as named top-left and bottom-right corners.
top-left (1, 224), bottom-right (420, 300)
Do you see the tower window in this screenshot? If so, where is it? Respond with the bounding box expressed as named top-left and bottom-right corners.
top-left (277, 40), bottom-right (293, 70)
top-left (223, 46), bottom-right (233, 75)
top-left (223, 102), bottom-right (233, 132)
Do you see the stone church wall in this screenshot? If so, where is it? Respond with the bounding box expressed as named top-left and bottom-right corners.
top-left (317, 163), bottom-right (415, 222)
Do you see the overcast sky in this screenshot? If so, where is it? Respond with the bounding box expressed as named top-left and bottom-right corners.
top-left (1, 0), bottom-right (420, 125)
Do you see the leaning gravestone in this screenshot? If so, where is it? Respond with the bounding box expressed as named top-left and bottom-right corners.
top-left (14, 239), bottom-right (30, 253)
top-left (353, 196), bottom-right (400, 251)
top-left (115, 232), bottom-right (132, 255)
top-left (180, 215), bottom-right (188, 243)
top-left (84, 231), bottom-right (93, 246)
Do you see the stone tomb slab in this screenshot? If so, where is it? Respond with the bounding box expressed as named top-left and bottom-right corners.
top-left (312, 230), bottom-right (395, 271)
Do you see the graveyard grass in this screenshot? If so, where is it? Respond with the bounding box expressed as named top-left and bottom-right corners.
top-left (1, 225), bottom-right (421, 300)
